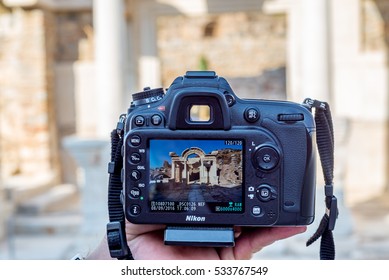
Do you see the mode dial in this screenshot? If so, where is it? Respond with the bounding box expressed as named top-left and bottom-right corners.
top-left (132, 87), bottom-right (165, 106)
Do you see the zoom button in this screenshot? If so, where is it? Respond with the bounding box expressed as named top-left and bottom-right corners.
top-left (130, 170), bottom-right (142, 181)
top-left (130, 187), bottom-right (141, 199)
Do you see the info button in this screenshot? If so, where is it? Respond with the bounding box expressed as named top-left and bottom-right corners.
top-left (129, 205), bottom-right (141, 216)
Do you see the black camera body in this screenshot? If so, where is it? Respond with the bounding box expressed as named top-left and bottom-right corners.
top-left (123, 71), bottom-right (316, 228)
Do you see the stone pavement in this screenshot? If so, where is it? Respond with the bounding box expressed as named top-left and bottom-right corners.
top-left (0, 193), bottom-right (389, 260)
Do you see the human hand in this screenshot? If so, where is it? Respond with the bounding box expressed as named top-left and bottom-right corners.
top-left (124, 222), bottom-right (307, 260)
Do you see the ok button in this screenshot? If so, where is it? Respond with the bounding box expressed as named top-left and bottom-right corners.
top-left (263, 154), bottom-right (271, 163)
top-left (253, 146), bottom-right (280, 171)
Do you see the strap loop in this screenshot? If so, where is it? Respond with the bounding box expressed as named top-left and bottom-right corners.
top-left (107, 221), bottom-right (132, 259)
top-left (304, 98), bottom-right (338, 260)
top-left (107, 162), bottom-right (116, 174)
top-left (327, 196), bottom-right (338, 231)
top-left (324, 184), bottom-right (333, 196)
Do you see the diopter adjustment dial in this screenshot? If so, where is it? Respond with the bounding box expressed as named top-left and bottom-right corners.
top-left (132, 87), bottom-right (165, 106)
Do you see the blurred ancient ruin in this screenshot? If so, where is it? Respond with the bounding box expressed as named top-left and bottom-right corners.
top-left (1, 0), bottom-right (389, 259)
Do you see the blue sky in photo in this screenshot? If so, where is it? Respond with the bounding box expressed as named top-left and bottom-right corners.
top-left (149, 139), bottom-right (242, 168)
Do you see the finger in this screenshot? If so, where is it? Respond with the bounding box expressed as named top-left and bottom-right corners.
top-left (125, 222), bottom-right (166, 240)
top-left (234, 226), bottom-right (243, 238)
top-left (129, 230), bottom-right (220, 260)
top-left (221, 226), bottom-right (307, 260)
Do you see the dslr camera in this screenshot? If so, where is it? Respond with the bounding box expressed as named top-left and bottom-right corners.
top-left (122, 71), bottom-right (316, 245)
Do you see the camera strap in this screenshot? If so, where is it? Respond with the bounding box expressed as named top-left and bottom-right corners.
top-left (106, 115), bottom-right (134, 260)
top-left (304, 98), bottom-right (338, 260)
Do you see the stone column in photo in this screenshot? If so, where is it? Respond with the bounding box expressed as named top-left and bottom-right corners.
top-left (63, 0), bottom-right (128, 253)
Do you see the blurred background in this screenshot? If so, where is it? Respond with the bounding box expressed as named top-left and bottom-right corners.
top-left (0, 0), bottom-right (388, 259)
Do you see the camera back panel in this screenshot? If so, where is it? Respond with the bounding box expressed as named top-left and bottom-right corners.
top-left (124, 71), bottom-right (316, 227)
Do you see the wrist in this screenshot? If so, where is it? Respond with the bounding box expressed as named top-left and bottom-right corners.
top-left (85, 235), bottom-right (115, 260)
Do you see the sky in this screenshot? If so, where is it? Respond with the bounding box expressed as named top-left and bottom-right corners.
top-left (149, 139), bottom-right (242, 168)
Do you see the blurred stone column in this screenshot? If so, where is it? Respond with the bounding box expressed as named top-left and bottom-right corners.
top-left (62, 137), bottom-right (109, 251)
top-left (0, 183), bottom-right (4, 240)
top-left (300, 0), bottom-right (331, 102)
top-left (138, 0), bottom-right (161, 89)
top-left (94, 0), bottom-right (126, 136)
top-left (62, 0), bottom-right (128, 253)
top-left (288, 0), bottom-right (331, 102)
top-left (283, 0), bottom-right (354, 258)
top-left (299, 0), bottom-right (353, 241)
top-left (0, 142), bottom-right (3, 240)
top-left (62, 62), bottom-right (110, 251)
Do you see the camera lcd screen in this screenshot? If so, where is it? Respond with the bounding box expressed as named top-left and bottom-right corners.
top-left (149, 139), bottom-right (244, 214)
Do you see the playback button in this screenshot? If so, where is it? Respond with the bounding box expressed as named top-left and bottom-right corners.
top-left (134, 116), bottom-right (145, 126)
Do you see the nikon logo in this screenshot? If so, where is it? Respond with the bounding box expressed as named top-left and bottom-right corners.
top-left (185, 215), bottom-right (206, 222)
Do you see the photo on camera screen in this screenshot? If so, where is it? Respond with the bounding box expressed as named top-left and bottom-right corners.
top-left (149, 139), bottom-right (244, 214)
